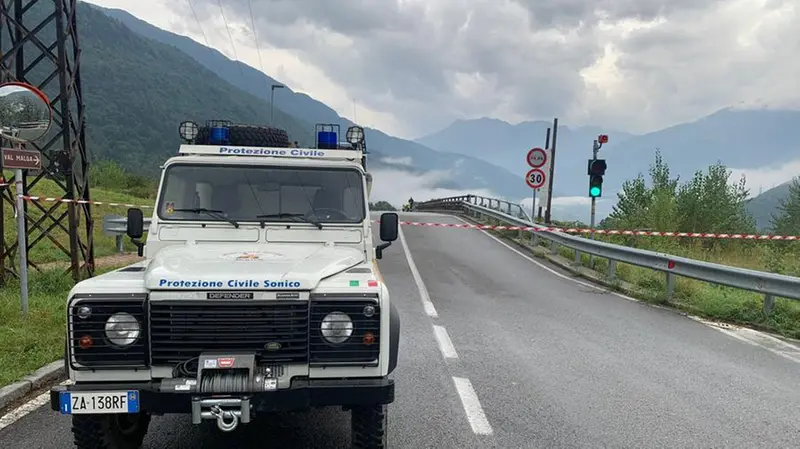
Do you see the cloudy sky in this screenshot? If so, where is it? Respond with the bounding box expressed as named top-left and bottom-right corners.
top-left (84, 0), bottom-right (798, 140)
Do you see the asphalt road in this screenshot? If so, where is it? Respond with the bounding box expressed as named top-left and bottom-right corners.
top-left (2, 211), bottom-right (799, 448)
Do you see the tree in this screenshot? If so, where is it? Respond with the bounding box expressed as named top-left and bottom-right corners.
top-left (771, 177), bottom-right (800, 236)
top-left (606, 150), bottom-right (678, 231)
top-left (370, 201), bottom-right (396, 211)
top-left (677, 162), bottom-right (754, 234)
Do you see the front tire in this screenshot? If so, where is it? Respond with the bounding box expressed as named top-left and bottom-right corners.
top-left (72, 413), bottom-right (151, 449)
top-left (351, 404), bottom-right (388, 448)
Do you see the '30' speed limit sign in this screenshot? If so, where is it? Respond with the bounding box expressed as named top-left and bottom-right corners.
top-left (526, 168), bottom-right (546, 189)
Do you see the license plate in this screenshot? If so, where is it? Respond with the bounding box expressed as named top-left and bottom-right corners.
top-left (59, 391), bottom-right (139, 415)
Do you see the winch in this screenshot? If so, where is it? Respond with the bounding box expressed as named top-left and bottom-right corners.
top-left (162, 353), bottom-right (280, 432)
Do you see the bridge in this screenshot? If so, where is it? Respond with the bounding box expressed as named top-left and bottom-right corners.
top-left (2, 194), bottom-right (799, 448)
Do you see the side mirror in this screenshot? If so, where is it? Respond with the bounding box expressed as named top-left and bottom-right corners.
top-left (126, 208), bottom-right (146, 257)
top-left (379, 212), bottom-right (398, 242)
top-left (375, 212), bottom-right (399, 260)
top-left (126, 208), bottom-right (144, 239)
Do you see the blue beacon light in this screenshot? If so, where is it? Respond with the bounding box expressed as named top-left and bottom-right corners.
top-left (317, 131), bottom-right (337, 149)
top-left (209, 125), bottom-right (230, 144)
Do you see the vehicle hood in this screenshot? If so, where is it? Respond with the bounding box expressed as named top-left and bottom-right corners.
top-left (144, 242), bottom-right (365, 290)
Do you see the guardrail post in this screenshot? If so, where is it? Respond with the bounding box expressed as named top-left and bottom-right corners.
top-left (550, 239), bottom-right (558, 254)
top-left (665, 273), bottom-right (675, 300)
top-left (607, 260), bottom-right (617, 280)
top-left (116, 235), bottom-right (124, 253)
top-left (574, 250), bottom-right (581, 265)
top-left (763, 294), bottom-right (775, 315)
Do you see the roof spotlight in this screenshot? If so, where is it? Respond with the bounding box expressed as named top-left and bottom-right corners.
top-left (346, 125), bottom-right (365, 145)
top-left (179, 120), bottom-right (199, 142)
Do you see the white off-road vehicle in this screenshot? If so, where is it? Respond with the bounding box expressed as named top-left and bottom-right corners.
top-left (49, 120), bottom-right (401, 449)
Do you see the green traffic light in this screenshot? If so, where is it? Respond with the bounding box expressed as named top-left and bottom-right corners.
top-left (589, 186), bottom-right (601, 197)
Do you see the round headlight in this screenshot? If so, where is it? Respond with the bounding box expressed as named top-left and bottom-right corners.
top-left (321, 312), bottom-right (354, 344)
top-left (104, 312), bottom-right (141, 347)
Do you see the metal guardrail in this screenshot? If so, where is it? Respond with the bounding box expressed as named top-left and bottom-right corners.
top-left (436, 194), bottom-right (534, 222)
top-left (102, 214), bottom-right (151, 252)
top-left (416, 195), bottom-right (800, 313)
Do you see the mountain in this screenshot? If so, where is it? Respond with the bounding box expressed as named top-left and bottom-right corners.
top-left (603, 108), bottom-right (800, 196)
top-left (419, 109), bottom-right (800, 201)
top-left (416, 117), bottom-right (636, 198)
top-left (93, 5), bottom-right (530, 200)
top-left (5, 1), bottom-right (318, 174)
top-left (745, 181), bottom-right (793, 231)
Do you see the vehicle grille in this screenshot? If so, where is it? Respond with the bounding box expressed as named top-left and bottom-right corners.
top-left (310, 298), bottom-right (381, 367)
top-left (149, 301), bottom-right (309, 365)
top-left (68, 295), bottom-right (149, 369)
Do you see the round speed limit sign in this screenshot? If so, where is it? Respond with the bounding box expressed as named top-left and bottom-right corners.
top-left (526, 168), bottom-right (546, 189)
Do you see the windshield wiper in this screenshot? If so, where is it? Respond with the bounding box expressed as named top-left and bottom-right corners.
top-left (173, 208), bottom-right (239, 228)
top-left (256, 212), bottom-right (322, 230)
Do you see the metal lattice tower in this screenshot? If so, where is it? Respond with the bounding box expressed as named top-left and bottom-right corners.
top-left (0, 0), bottom-right (93, 283)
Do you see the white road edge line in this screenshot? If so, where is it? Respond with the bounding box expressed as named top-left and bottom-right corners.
top-left (433, 325), bottom-right (459, 359)
top-left (0, 379), bottom-right (72, 431)
top-left (452, 377), bottom-right (493, 435)
top-left (454, 215), bottom-right (800, 365)
top-left (398, 223), bottom-right (439, 318)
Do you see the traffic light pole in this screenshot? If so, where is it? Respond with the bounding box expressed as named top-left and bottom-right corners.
top-left (589, 140), bottom-right (599, 268)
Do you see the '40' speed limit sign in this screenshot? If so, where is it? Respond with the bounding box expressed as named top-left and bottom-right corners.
top-left (526, 168), bottom-right (546, 189)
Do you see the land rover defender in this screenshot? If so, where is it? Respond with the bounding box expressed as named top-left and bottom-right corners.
top-left (49, 120), bottom-right (400, 449)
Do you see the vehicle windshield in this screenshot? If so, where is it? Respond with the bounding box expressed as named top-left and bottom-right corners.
top-left (156, 163), bottom-right (366, 224)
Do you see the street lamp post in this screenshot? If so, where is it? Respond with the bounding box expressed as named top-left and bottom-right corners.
top-left (270, 84), bottom-right (284, 126)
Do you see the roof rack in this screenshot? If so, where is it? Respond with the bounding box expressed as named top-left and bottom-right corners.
top-left (177, 144), bottom-right (364, 161)
top-left (176, 120), bottom-right (369, 166)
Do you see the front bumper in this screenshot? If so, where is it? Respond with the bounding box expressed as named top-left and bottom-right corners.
top-left (50, 378), bottom-right (394, 414)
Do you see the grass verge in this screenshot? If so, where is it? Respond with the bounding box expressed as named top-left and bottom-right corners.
top-left (2, 172), bottom-right (154, 266)
top-left (0, 264), bottom-right (130, 387)
top-left (481, 216), bottom-right (800, 340)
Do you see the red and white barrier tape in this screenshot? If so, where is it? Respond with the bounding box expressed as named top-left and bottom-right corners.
top-left (19, 195), bottom-right (155, 208)
top-left (392, 221), bottom-right (800, 241)
top-left (4, 191), bottom-right (798, 241)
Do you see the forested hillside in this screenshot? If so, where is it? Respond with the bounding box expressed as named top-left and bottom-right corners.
top-left (3, 2), bottom-right (313, 177)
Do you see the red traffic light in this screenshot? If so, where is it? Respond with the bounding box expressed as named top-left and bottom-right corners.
top-left (598, 134), bottom-right (608, 144)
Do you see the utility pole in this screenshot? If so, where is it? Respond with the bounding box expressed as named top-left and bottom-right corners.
top-left (537, 127), bottom-right (551, 221)
top-left (270, 83), bottom-right (284, 126)
top-left (0, 0), bottom-right (94, 282)
top-left (544, 118), bottom-right (558, 224)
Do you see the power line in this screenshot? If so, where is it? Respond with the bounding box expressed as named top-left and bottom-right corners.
top-left (186, 0), bottom-right (209, 47)
top-left (216, 0), bottom-right (244, 77)
top-left (247, 0), bottom-right (266, 77)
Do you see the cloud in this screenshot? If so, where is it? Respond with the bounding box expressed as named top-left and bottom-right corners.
top-left (369, 168), bottom-right (613, 223)
top-left (379, 156), bottom-right (413, 166)
top-left (85, 0), bottom-right (800, 139)
top-left (519, 195), bottom-right (615, 223)
top-left (369, 168), bottom-right (496, 208)
top-left (730, 157), bottom-right (800, 197)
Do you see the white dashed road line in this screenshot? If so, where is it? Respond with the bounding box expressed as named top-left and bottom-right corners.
top-left (452, 377), bottom-right (494, 436)
top-left (401, 219), bottom-right (496, 437)
top-left (398, 224), bottom-right (439, 318)
top-left (433, 325), bottom-right (459, 359)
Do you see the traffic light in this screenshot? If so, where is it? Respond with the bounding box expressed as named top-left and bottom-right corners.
top-left (589, 174), bottom-right (603, 197)
top-left (587, 159), bottom-right (606, 198)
